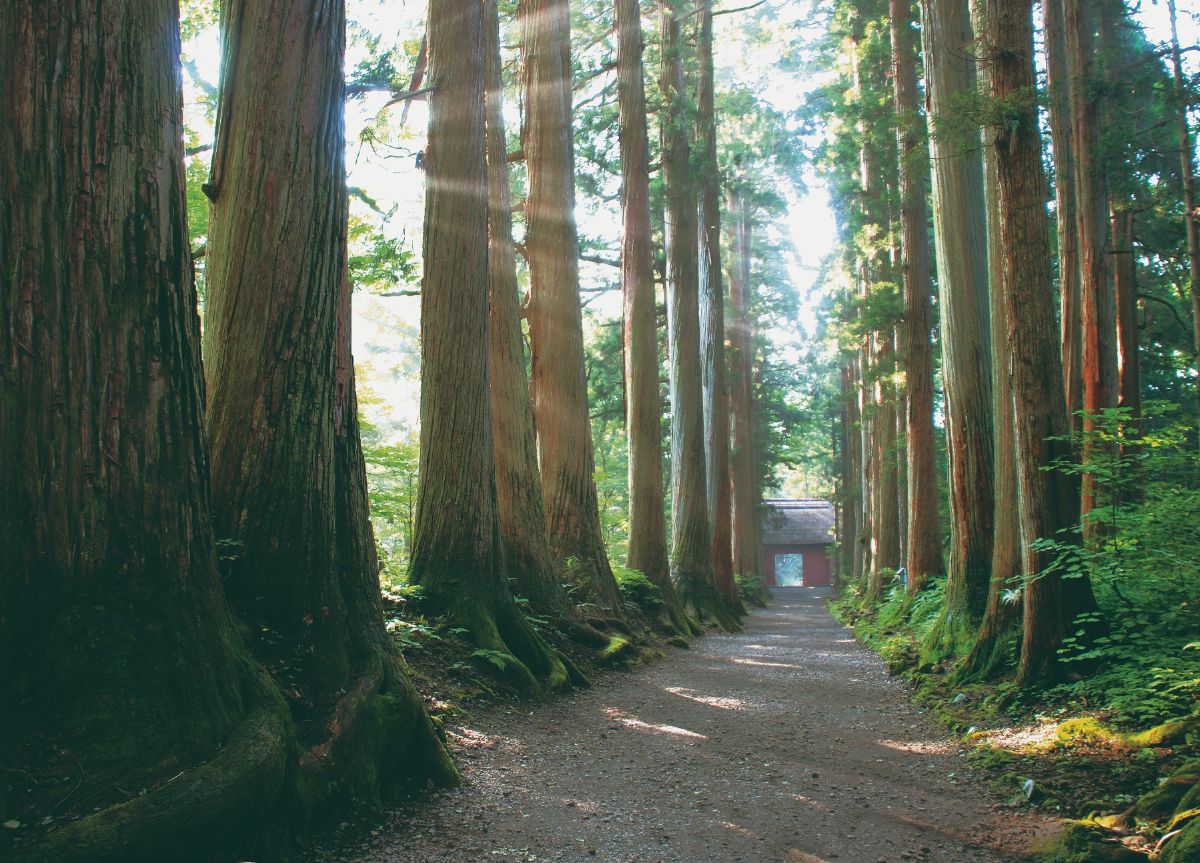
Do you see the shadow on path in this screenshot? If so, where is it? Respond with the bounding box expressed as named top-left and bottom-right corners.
top-left (306, 588), bottom-right (1043, 862)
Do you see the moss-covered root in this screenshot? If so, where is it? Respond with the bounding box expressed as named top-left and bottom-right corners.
top-left (1032, 820), bottom-right (1145, 863)
top-left (681, 576), bottom-right (743, 633)
top-left (658, 600), bottom-right (703, 642)
top-left (919, 605), bottom-right (981, 669)
top-left (296, 649), bottom-right (459, 817)
top-left (1162, 817), bottom-right (1200, 863)
top-left (496, 598), bottom-right (577, 694)
top-left (11, 672), bottom-right (292, 863)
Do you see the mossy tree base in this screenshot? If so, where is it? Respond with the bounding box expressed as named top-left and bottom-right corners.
top-left (679, 571), bottom-right (743, 632)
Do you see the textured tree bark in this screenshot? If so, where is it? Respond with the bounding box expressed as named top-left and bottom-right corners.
top-left (521, 0), bottom-right (624, 617)
top-left (867, 328), bottom-right (901, 603)
top-left (1063, 0), bottom-right (1117, 521)
top-left (485, 0), bottom-right (577, 625)
top-left (858, 326), bottom-right (876, 587)
top-left (697, 0), bottom-right (740, 610)
top-left (1044, 0), bottom-right (1083, 427)
top-left (989, 0), bottom-right (1098, 687)
top-left (728, 189), bottom-right (765, 595)
top-left (408, 0), bottom-right (573, 694)
top-left (660, 0), bottom-right (737, 628)
top-left (0, 2), bottom-right (291, 857)
top-left (616, 0), bottom-right (695, 636)
top-left (839, 362), bottom-right (862, 584)
top-left (919, 0), bottom-right (995, 652)
top-left (890, 0), bottom-right (945, 596)
top-left (962, 0), bottom-right (1020, 678)
top-left (203, 0), bottom-right (457, 798)
top-left (856, 26), bottom-right (900, 605)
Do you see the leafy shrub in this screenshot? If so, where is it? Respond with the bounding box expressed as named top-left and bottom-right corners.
top-left (1040, 409), bottom-right (1200, 724)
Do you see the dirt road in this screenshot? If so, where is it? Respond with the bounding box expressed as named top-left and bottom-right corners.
top-left (307, 589), bottom-right (1041, 862)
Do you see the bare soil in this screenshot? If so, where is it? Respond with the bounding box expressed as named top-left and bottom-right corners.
top-left (305, 589), bottom-right (1047, 862)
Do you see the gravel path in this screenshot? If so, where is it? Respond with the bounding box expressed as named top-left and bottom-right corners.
top-left (308, 588), bottom-right (1043, 863)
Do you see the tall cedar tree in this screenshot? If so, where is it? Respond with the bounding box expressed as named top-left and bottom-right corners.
top-left (696, 0), bottom-right (742, 609)
top-left (521, 0), bottom-right (625, 616)
top-left (0, 2), bottom-right (292, 857)
top-left (1045, 0), bottom-right (1084, 424)
top-left (919, 0), bottom-right (995, 654)
top-left (204, 0), bottom-right (456, 796)
top-left (890, 0), bottom-right (944, 594)
top-left (484, 0), bottom-right (581, 627)
top-left (961, 0), bottom-right (1021, 680)
top-left (728, 189), bottom-right (766, 592)
top-left (1167, 0), bottom-right (1200, 400)
top-left (854, 14), bottom-right (900, 602)
top-left (616, 0), bottom-right (696, 635)
top-left (1064, 0), bottom-right (1118, 519)
top-left (408, 0), bottom-right (573, 694)
top-left (661, 0), bottom-right (739, 628)
top-left (1113, 208), bottom-right (1142, 422)
top-left (988, 0), bottom-right (1100, 686)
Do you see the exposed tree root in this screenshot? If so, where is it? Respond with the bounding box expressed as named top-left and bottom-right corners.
top-left (297, 649), bottom-right (459, 814)
top-left (10, 673), bottom-right (291, 863)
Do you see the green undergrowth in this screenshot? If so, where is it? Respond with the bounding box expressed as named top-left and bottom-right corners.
top-left (831, 581), bottom-right (1200, 862)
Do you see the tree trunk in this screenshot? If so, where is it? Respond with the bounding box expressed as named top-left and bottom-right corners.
top-left (919, 0), bottom-right (995, 655)
top-left (867, 328), bottom-right (901, 602)
top-left (485, 0), bottom-right (578, 625)
top-left (616, 0), bottom-right (695, 636)
top-left (988, 0), bottom-right (1098, 687)
top-left (728, 189), bottom-right (766, 597)
top-left (0, 3), bottom-right (292, 857)
top-left (1044, 0), bottom-right (1083, 427)
top-left (891, 0), bottom-right (944, 595)
top-left (203, 0), bottom-right (457, 798)
top-left (697, 0), bottom-right (740, 610)
top-left (660, 0), bottom-right (737, 628)
top-left (962, 0), bottom-right (1020, 678)
top-left (1167, 0), bottom-right (1200, 418)
top-left (839, 362), bottom-right (862, 584)
top-left (1113, 207), bottom-right (1141, 427)
top-left (408, 0), bottom-right (574, 695)
top-left (521, 0), bottom-right (624, 617)
top-left (1064, 0), bottom-right (1117, 521)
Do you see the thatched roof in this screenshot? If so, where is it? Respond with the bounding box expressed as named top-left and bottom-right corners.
top-left (761, 499), bottom-right (835, 546)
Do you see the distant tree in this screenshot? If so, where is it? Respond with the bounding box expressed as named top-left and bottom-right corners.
top-left (728, 187), bottom-right (766, 594)
top-left (1167, 0), bottom-right (1200, 406)
top-left (1044, 0), bottom-right (1084, 426)
top-left (1063, 0), bottom-right (1118, 520)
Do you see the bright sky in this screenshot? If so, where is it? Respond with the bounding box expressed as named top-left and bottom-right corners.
top-left (181, 0), bottom-right (1199, 443)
